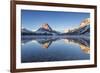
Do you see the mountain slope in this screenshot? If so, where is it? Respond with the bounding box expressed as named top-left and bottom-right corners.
top-left (21, 28), bottom-right (33, 33)
top-left (36, 23), bottom-right (60, 35)
top-left (66, 25), bottom-right (90, 35)
top-left (65, 18), bottom-right (90, 35)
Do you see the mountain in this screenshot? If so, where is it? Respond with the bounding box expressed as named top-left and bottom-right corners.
top-left (36, 23), bottom-right (60, 35)
top-left (65, 18), bottom-right (90, 35)
top-left (21, 28), bottom-right (33, 33)
top-left (21, 23), bottom-right (60, 35)
top-left (41, 23), bottom-right (52, 31)
top-left (21, 27), bottom-right (35, 35)
top-left (21, 18), bottom-right (90, 36)
top-left (80, 18), bottom-right (90, 28)
top-left (65, 25), bottom-right (90, 35)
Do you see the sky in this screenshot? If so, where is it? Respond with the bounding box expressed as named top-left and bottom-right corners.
top-left (21, 10), bottom-right (90, 32)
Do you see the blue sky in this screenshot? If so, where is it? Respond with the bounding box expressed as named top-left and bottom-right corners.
top-left (21, 10), bottom-right (90, 32)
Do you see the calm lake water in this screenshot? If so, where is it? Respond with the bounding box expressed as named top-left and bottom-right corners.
top-left (21, 35), bottom-right (90, 63)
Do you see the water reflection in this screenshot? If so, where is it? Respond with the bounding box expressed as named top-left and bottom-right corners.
top-left (21, 36), bottom-right (90, 54)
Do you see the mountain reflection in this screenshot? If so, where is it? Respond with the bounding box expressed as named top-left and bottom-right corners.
top-left (63, 37), bottom-right (90, 54)
top-left (21, 36), bottom-right (90, 54)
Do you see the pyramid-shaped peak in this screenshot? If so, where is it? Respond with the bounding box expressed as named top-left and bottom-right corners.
top-left (41, 23), bottom-right (52, 31)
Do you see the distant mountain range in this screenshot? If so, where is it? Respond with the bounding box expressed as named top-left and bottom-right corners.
top-left (21, 28), bottom-right (33, 33)
top-left (22, 23), bottom-right (60, 35)
top-left (65, 25), bottom-right (90, 35)
top-left (21, 18), bottom-right (90, 36)
top-left (64, 18), bottom-right (90, 35)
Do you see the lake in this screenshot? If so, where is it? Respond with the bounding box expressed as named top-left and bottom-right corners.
top-left (21, 35), bottom-right (90, 63)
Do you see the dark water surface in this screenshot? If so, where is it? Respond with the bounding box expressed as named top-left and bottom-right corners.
top-left (21, 35), bottom-right (90, 63)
